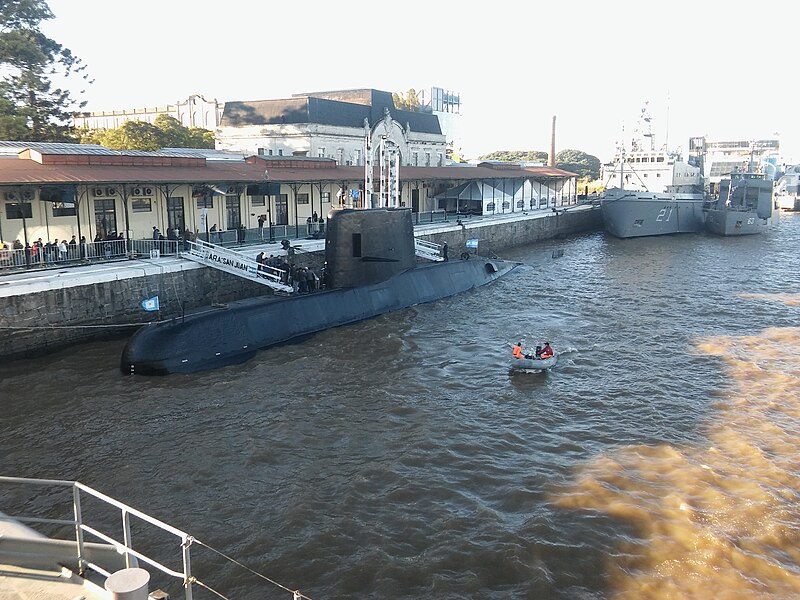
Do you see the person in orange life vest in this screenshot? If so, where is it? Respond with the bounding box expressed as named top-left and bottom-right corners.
top-left (539, 342), bottom-right (554, 359)
top-left (513, 342), bottom-right (534, 359)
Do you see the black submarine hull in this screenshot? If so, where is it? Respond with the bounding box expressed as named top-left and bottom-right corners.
top-left (121, 257), bottom-right (519, 375)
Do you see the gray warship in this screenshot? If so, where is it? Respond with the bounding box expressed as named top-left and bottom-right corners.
top-left (704, 171), bottom-right (773, 236)
top-left (599, 105), bottom-right (706, 238)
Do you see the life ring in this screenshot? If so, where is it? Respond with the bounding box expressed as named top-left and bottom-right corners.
top-left (460, 252), bottom-right (470, 260)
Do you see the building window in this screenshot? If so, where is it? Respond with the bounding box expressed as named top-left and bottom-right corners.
top-left (278, 149), bottom-right (283, 156)
top-left (297, 193), bottom-right (309, 205)
top-left (425, 153), bottom-right (431, 167)
top-left (438, 153), bottom-right (443, 166)
top-left (131, 198), bottom-right (152, 212)
top-left (268, 149), bottom-right (273, 156)
top-left (5, 202), bottom-right (32, 219)
top-left (355, 149), bottom-right (361, 165)
top-left (257, 148), bottom-right (265, 155)
top-left (251, 194), bottom-right (266, 207)
top-left (318, 147), bottom-right (326, 158)
top-left (52, 201), bottom-right (77, 217)
top-left (413, 152), bottom-right (418, 166)
top-left (321, 191), bottom-right (331, 204)
top-left (196, 195), bottom-right (213, 209)
top-left (94, 198), bottom-right (117, 238)
top-left (167, 197), bottom-right (185, 232)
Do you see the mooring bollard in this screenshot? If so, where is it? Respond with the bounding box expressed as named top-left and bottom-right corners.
top-left (105, 567), bottom-right (150, 600)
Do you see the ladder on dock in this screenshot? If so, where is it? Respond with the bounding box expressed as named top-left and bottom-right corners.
top-left (414, 238), bottom-right (444, 261)
top-left (182, 240), bottom-right (294, 293)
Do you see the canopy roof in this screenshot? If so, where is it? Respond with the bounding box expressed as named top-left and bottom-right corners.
top-left (433, 181), bottom-right (514, 201)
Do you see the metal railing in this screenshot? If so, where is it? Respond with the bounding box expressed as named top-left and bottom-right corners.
top-left (414, 238), bottom-right (444, 261)
top-left (411, 209), bottom-right (448, 225)
top-left (182, 239), bottom-right (293, 293)
top-left (0, 475), bottom-right (195, 600)
top-left (0, 239), bottom-right (181, 273)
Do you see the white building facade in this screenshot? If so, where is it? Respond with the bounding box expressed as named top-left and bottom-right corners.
top-left (215, 89), bottom-right (448, 168)
top-left (73, 94), bottom-right (224, 130)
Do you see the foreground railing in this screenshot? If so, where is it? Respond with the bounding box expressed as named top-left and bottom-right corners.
top-left (0, 476), bottom-right (311, 600)
top-left (0, 476), bottom-right (196, 600)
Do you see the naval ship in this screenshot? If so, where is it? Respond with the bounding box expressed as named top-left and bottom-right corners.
top-left (599, 105), bottom-right (706, 238)
top-left (774, 164), bottom-right (800, 211)
top-left (121, 207), bottom-right (520, 375)
top-left (704, 171), bottom-right (774, 236)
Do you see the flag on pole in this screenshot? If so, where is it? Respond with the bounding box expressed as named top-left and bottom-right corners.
top-left (141, 296), bottom-right (160, 311)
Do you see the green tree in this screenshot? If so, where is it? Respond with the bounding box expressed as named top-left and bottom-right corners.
top-left (555, 149), bottom-right (601, 180)
top-left (392, 88), bottom-right (421, 111)
top-left (0, 0), bottom-right (90, 141)
top-left (186, 127), bottom-right (214, 148)
top-left (80, 115), bottom-right (215, 150)
top-left (479, 150), bottom-right (549, 163)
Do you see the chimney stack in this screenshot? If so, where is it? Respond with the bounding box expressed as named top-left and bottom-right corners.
top-left (548, 115), bottom-right (556, 167)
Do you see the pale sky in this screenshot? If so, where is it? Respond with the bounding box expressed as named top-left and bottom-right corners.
top-left (41, 0), bottom-right (800, 163)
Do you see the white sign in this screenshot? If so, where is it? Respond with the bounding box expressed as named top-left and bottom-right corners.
top-left (199, 207), bottom-right (208, 231)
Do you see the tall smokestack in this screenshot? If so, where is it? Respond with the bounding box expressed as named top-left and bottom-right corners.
top-left (548, 115), bottom-right (556, 167)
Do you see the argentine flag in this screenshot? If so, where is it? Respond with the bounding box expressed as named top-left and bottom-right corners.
top-left (141, 296), bottom-right (160, 312)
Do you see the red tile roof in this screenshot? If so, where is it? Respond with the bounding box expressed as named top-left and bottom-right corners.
top-left (0, 155), bottom-right (576, 186)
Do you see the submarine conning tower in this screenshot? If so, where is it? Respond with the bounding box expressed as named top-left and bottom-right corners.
top-left (325, 208), bottom-right (416, 288)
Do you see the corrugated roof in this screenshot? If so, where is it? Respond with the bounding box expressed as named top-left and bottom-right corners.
top-left (0, 141), bottom-right (116, 155)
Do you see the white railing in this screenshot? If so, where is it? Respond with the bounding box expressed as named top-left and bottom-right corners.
top-left (414, 238), bottom-right (444, 261)
top-left (0, 476), bottom-right (312, 600)
top-left (0, 239), bottom-right (181, 272)
top-left (182, 239), bottom-right (293, 293)
top-left (0, 476), bottom-right (195, 600)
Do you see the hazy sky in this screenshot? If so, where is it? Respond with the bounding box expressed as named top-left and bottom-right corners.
top-left (41, 0), bottom-right (800, 162)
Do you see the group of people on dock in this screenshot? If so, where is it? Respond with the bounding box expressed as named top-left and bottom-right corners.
top-left (0, 234), bottom-right (105, 267)
top-left (306, 212), bottom-right (326, 238)
top-left (256, 251), bottom-right (331, 293)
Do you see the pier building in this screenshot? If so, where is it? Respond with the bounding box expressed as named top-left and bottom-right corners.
top-left (0, 141), bottom-right (578, 254)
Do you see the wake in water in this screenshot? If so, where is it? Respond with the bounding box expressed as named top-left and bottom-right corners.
top-left (552, 298), bottom-right (800, 599)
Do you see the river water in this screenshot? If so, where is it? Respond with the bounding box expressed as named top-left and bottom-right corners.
top-left (2, 213), bottom-right (800, 599)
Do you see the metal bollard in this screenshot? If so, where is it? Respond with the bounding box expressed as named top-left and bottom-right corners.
top-left (105, 567), bottom-right (150, 600)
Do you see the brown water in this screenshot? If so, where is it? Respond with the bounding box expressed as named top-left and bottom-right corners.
top-left (1, 213), bottom-right (799, 599)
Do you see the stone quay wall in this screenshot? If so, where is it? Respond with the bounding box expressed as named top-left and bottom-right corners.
top-left (0, 207), bottom-right (602, 362)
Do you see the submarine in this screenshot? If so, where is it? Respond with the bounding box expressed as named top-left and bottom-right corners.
top-left (121, 208), bottom-right (520, 375)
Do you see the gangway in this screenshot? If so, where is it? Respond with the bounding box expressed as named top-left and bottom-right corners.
top-left (414, 238), bottom-right (444, 261)
top-left (182, 239), bottom-right (293, 293)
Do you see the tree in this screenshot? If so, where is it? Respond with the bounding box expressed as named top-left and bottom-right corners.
top-left (392, 89), bottom-right (421, 112)
top-left (0, 0), bottom-right (91, 141)
top-left (478, 150), bottom-right (549, 163)
top-left (555, 149), bottom-right (601, 180)
top-left (80, 115), bottom-right (215, 150)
